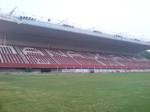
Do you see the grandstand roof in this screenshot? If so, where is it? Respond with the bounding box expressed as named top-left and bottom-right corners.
top-left (0, 15), bottom-right (150, 54)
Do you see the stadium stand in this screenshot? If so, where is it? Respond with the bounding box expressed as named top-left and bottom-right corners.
top-left (0, 14), bottom-right (150, 73)
top-left (0, 44), bottom-right (150, 71)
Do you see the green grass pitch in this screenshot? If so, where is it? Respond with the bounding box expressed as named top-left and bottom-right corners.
top-left (0, 72), bottom-right (150, 112)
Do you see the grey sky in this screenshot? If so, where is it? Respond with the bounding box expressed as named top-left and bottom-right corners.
top-left (0, 0), bottom-right (150, 41)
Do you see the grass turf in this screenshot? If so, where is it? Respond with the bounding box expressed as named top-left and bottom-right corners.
top-left (0, 72), bottom-right (150, 112)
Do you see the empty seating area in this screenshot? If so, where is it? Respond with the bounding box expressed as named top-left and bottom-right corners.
top-left (45, 49), bottom-right (79, 66)
top-left (0, 45), bottom-right (25, 65)
top-left (70, 52), bottom-right (102, 66)
top-left (17, 47), bottom-right (57, 65)
top-left (0, 44), bottom-right (150, 69)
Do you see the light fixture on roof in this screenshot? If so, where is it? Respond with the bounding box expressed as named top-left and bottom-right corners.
top-left (48, 18), bottom-right (51, 22)
top-left (9, 7), bottom-right (17, 16)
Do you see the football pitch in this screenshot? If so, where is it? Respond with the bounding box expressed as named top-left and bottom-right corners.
top-left (0, 72), bottom-right (150, 112)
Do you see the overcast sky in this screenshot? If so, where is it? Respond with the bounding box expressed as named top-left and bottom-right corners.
top-left (0, 0), bottom-right (150, 41)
